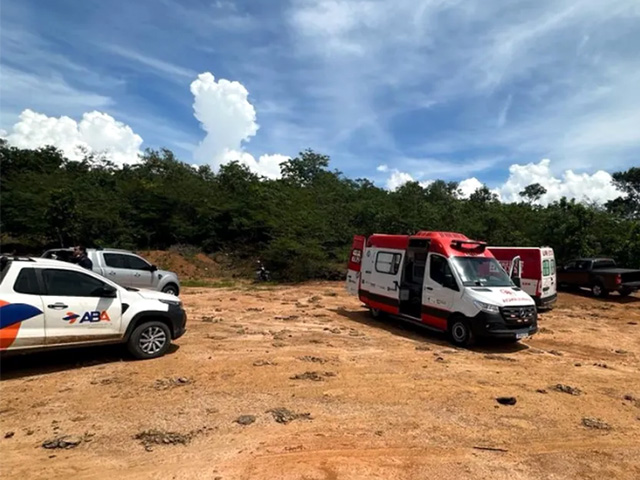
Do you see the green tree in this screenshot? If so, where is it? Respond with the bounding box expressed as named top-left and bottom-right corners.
top-left (606, 167), bottom-right (640, 219)
top-left (520, 183), bottom-right (547, 203)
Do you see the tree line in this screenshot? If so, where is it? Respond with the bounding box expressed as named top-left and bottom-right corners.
top-left (1, 140), bottom-right (638, 280)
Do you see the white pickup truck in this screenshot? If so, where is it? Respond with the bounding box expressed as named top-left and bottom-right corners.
top-left (0, 256), bottom-right (187, 359)
top-left (41, 248), bottom-right (181, 296)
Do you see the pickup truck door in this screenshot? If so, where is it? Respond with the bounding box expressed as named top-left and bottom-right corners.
top-left (576, 261), bottom-right (593, 286)
top-left (0, 267), bottom-right (46, 350)
top-left (561, 261), bottom-right (581, 286)
top-left (39, 268), bottom-right (122, 345)
top-left (121, 254), bottom-right (157, 289)
top-left (100, 253), bottom-right (135, 287)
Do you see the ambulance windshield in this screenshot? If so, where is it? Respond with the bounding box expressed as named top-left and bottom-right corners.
top-left (451, 257), bottom-right (513, 287)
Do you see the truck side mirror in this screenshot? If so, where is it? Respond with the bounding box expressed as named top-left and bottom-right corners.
top-left (149, 264), bottom-right (158, 272)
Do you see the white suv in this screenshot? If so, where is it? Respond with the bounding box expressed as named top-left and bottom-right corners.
top-left (0, 256), bottom-right (186, 359)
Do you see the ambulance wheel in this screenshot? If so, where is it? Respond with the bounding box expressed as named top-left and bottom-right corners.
top-left (369, 307), bottom-right (385, 319)
top-left (449, 317), bottom-right (475, 347)
top-left (127, 321), bottom-right (171, 359)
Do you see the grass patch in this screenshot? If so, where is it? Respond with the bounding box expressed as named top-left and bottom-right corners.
top-left (182, 279), bottom-right (236, 288)
top-left (242, 281), bottom-right (281, 291)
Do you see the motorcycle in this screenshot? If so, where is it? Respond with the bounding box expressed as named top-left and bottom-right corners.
top-left (255, 261), bottom-right (271, 282)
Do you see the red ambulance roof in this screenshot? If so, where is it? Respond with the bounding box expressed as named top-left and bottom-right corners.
top-left (367, 231), bottom-right (492, 259)
top-left (367, 234), bottom-right (409, 250)
top-left (414, 231), bottom-right (492, 258)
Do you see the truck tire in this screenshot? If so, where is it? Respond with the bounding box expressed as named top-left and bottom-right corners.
top-left (162, 283), bottom-right (179, 296)
top-left (127, 321), bottom-right (171, 359)
top-left (591, 282), bottom-right (608, 298)
top-left (449, 317), bottom-right (475, 347)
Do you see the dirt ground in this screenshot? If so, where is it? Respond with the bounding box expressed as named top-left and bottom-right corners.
top-left (1, 285), bottom-right (640, 480)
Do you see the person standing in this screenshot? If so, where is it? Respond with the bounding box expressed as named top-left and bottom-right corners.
top-left (72, 246), bottom-right (93, 270)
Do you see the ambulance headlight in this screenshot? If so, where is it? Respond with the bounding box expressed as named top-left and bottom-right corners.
top-left (473, 301), bottom-right (500, 314)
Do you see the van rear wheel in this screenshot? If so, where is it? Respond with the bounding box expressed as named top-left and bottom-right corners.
top-left (449, 318), bottom-right (474, 347)
top-left (369, 307), bottom-right (384, 319)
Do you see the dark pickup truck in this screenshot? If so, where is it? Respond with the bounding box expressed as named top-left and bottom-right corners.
top-left (557, 258), bottom-right (640, 297)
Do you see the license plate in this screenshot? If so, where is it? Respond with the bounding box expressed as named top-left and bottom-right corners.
top-left (516, 332), bottom-right (529, 340)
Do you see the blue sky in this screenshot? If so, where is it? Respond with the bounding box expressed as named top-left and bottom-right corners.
top-left (1, 0), bottom-right (639, 200)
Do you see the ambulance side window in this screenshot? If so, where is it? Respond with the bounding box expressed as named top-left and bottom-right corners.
top-left (375, 252), bottom-right (401, 275)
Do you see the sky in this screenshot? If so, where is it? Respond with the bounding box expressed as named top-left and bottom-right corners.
top-left (1, 0), bottom-right (639, 204)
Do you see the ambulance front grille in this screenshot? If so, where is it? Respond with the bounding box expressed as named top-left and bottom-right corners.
top-left (500, 305), bottom-right (536, 326)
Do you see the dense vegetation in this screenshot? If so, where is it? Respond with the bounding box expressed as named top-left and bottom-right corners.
top-left (1, 140), bottom-right (639, 280)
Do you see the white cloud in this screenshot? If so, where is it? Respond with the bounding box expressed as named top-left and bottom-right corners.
top-left (223, 150), bottom-right (289, 180)
top-left (190, 72), bottom-right (289, 178)
top-left (458, 178), bottom-right (484, 198)
top-left (382, 168), bottom-right (434, 190)
top-left (494, 159), bottom-right (622, 204)
top-left (386, 169), bottom-right (415, 190)
top-left (383, 159), bottom-right (623, 205)
top-left (4, 109), bottom-right (143, 166)
top-left (191, 72), bottom-right (258, 166)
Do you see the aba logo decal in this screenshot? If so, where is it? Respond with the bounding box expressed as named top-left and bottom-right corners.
top-left (63, 311), bottom-right (110, 324)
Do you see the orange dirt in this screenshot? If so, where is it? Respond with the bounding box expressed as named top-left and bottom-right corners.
top-left (138, 250), bottom-right (225, 280)
top-left (1, 287), bottom-right (639, 480)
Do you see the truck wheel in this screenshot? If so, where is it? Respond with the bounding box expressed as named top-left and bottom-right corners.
top-left (449, 318), bottom-right (475, 347)
top-left (591, 282), bottom-right (608, 298)
top-left (162, 283), bottom-right (179, 296)
top-left (127, 321), bottom-right (171, 359)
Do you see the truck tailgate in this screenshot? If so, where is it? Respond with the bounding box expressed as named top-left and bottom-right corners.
top-left (621, 271), bottom-right (640, 285)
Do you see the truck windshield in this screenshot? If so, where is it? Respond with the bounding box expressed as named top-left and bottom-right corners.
top-left (451, 257), bottom-right (514, 287)
top-left (593, 260), bottom-right (616, 269)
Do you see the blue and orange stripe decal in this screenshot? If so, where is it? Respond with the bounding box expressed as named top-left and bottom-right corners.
top-left (0, 300), bottom-right (43, 349)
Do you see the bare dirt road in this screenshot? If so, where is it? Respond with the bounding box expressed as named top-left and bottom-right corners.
top-left (1, 284), bottom-right (639, 480)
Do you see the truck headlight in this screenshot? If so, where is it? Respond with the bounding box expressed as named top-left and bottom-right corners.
top-left (473, 301), bottom-right (500, 314)
top-left (160, 299), bottom-right (182, 307)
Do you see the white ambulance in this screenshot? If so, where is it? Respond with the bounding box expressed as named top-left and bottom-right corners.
top-left (346, 231), bottom-right (538, 346)
top-left (488, 246), bottom-right (557, 309)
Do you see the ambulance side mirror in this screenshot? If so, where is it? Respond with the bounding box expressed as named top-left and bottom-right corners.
top-left (512, 277), bottom-right (521, 288)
